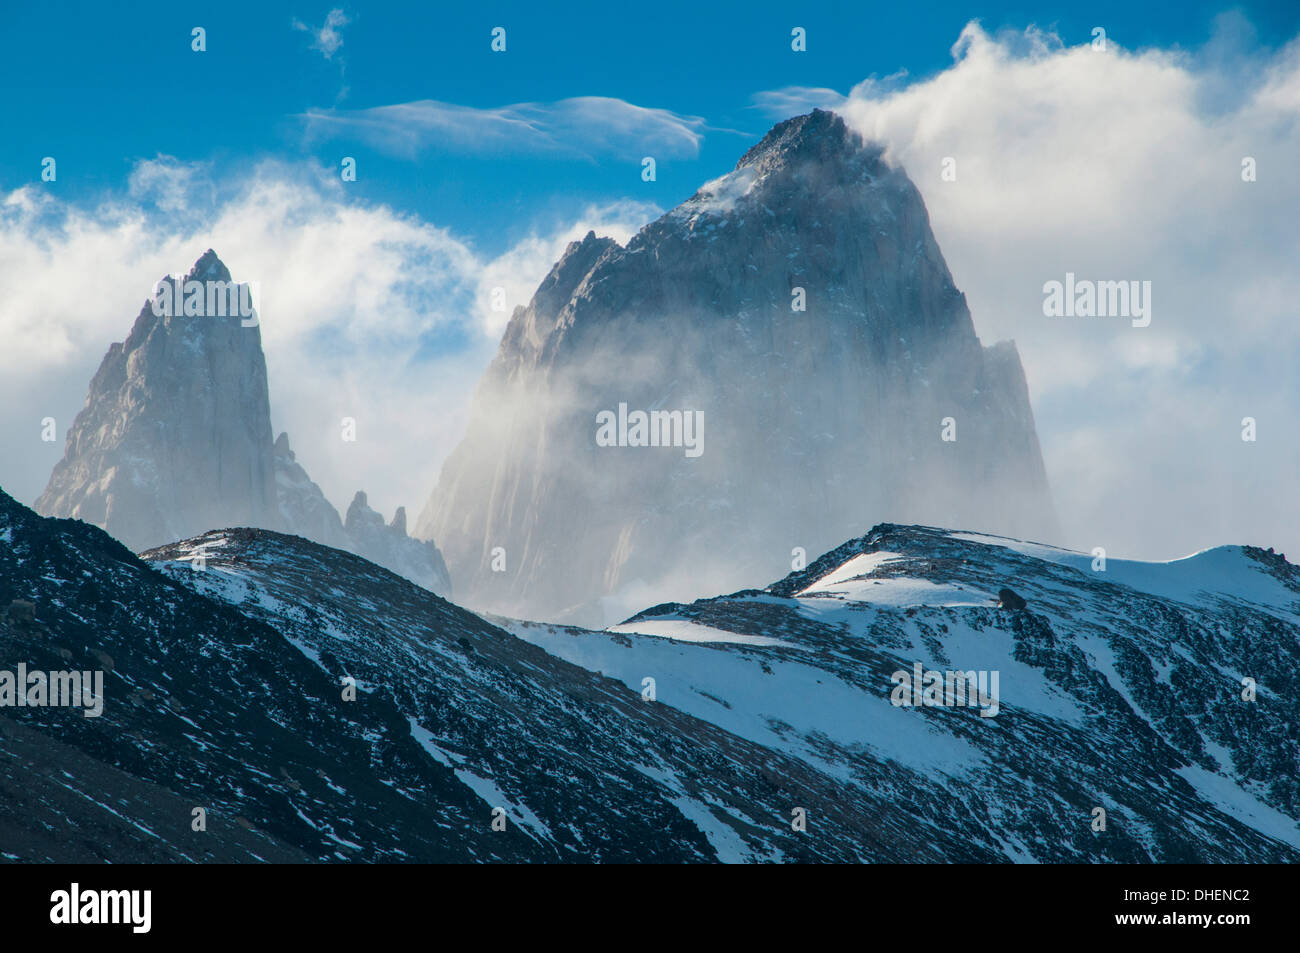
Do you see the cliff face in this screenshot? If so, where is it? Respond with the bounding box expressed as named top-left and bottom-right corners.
top-left (343, 491), bottom-right (452, 597)
top-left (36, 250), bottom-right (451, 597)
top-left (36, 250), bottom-right (278, 551)
top-left (417, 110), bottom-right (1056, 624)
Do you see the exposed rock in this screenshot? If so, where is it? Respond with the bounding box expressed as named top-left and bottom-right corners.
top-left (35, 251), bottom-right (451, 598)
top-left (273, 431), bottom-right (349, 550)
top-left (6, 599), bottom-right (36, 626)
top-left (345, 492), bottom-right (451, 597)
top-left (36, 250), bottom-right (278, 551)
top-left (997, 587), bottom-right (1027, 611)
top-left (416, 110), bottom-right (1057, 625)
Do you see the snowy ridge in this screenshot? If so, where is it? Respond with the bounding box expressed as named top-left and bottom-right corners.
top-left (7, 477), bottom-right (1297, 862)
top-left (494, 522), bottom-right (1300, 859)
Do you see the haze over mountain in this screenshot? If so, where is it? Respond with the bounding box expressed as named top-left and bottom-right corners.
top-left (416, 110), bottom-right (1057, 625)
top-left (34, 251), bottom-right (450, 596)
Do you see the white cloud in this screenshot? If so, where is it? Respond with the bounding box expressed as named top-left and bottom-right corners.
top-left (472, 199), bottom-right (659, 337)
top-left (127, 155), bottom-right (213, 213)
top-left (293, 8), bottom-right (350, 60)
top-left (0, 160), bottom-right (654, 533)
top-left (757, 20), bottom-right (1300, 560)
top-left (749, 86), bottom-right (845, 116)
top-left (299, 96), bottom-right (711, 160)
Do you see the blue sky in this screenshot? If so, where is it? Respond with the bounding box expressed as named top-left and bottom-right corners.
top-left (3, 0), bottom-right (1298, 253)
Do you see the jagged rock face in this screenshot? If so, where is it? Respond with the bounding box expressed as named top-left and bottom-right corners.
top-left (416, 109), bottom-right (1057, 626)
top-left (344, 491), bottom-right (452, 596)
top-left (274, 442), bottom-right (450, 597)
top-left (273, 432), bottom-right (350, 551)
top-left (36, 251), bottom-right (451, 598)
top-left (36, 250), bottom-right (277, 552)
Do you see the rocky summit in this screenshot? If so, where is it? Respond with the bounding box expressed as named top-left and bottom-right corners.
top-left (36, 250), bottom-right (279, 553)
top-left (416, 110), bottom-right (1057, 626)
top-left (33, 251), bottom-right (450, 597)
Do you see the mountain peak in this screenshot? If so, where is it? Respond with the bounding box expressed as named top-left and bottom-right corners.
top-left (419, 107), bottom-right (1056, 624)
top-left (735, 108), bottom-right (878, 174)
top-left (187, 248), bottom-right (232, 283)
top-left (345, 490), bottom-right (377, 531)
top-left (526, 230), bottom-right (619, 324)
top-left (660, 109), bottom-right (889, 230)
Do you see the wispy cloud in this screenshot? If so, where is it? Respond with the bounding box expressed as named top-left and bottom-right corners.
top-left (299, 96), bottom-right (712, 160)
top-left (749, 86), bottom-right (847, 116)
top-left (293, 8), bottom-right (350, 60)
top-left (127, 155), bottom-right (213, 213)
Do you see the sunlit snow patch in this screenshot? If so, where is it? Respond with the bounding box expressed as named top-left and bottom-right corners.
top-left (1176, 765), bottom-right (1300, 850)
top-left (683, 166), bottom-right (758, 219)
top-left (606, 617), bottom-right (799, 649)
top-left (407, 717), bottom-right (552, 843)
top-left (948, 531), bottom-right (1299, 623)
top-left (797, 551), bottom-right (994, 606)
